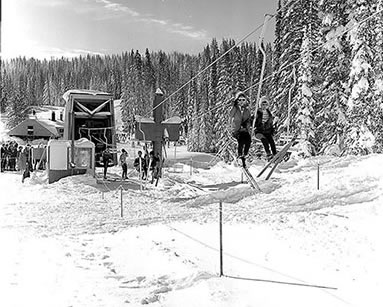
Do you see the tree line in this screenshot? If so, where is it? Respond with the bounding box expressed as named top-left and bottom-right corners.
top-left (1, 0), bottom-right (382, 155)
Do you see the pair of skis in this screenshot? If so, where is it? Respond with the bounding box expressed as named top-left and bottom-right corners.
top-left (241, 164), bottom-right (261, 192)
top-left (257, 136), bottom-right (297, 180)
top-left (228, 150), bottom-right (261, 192)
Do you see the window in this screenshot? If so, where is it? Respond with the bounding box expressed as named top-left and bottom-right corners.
top-left (27, 126), bottom-right (34, 136)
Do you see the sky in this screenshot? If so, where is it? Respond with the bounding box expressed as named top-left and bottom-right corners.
top-left (1, 0), bottom-right (277, 59)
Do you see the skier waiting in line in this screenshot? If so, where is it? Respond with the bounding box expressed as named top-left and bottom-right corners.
top-left (253, 96), bottom-right (277, 161)
top-left (102, 148), bottom-right (112, 179)
top-left (119, 148), bottom-right (128, 180)
top-left (148, 151), bottom-right (160, 183)
top-left (229, 91), bottom-right (252, 167)
top-left (134, 150), bottom-right (147, 180)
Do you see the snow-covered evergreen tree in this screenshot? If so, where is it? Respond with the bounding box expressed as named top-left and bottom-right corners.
top-left (371, 0), bottom-right (383, 152)
top-left (274, 0), bottom-right (306, 134)
top-left (208, 39), bottom-right (220, 152)
top-left (214, 39), bottom-right (236, 156)
top-left (345, 0), bottom-right (376, 154)
top-left (187, 79), bottom-right (200, 151)
top-left (316, 0), bottom-right (350, 154)
top-left (42, 77), bottom-right (53, 105)
top-left (296, 26), bottom-right (316, 156)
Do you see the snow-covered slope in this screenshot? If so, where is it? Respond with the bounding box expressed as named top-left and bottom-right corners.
top-left (0, 154), bottom-right (382, 306)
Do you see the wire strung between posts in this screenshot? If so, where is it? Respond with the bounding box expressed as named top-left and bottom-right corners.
top-left (114, 188), bottom-right (340, 293)
top-left (93, 179), bottom-right (349, 304)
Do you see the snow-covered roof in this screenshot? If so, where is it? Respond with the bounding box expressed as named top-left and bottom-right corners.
top-left (62, 89), bottom-right (112, 102)
top-left (135, 115), bottom-right (154, 123)
top-left (8, 118), bottom-right (61, 138)
top-left (134, 115), bottom-right (181, 124)
top-left (162, 116), bottom-right (182, 124)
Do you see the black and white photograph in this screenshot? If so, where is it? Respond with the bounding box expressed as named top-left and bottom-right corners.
top-left (1, 0), bottom-right (383, 306)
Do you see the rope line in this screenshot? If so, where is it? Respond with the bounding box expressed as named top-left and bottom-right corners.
top-left (93, 171), bottom-right (350, 304)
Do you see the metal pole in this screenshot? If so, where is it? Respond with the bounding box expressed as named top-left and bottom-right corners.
top-left (190, 157), bottom-right (193, 176)
top-left (219, 201), bottom-right (223, 277)
top-left (120, 187), bottom-right (123, 217)
top-left (139, 157), bottom-right (142, 191)
top-left (251, 14), bottom-right (272, 134)
top-left (317, 163), bottom-right (320, 190)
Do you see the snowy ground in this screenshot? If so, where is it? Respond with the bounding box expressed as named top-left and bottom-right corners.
top-left (0, 151), bottom-right (382, 307)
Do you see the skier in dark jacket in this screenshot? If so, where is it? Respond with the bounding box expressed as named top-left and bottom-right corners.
top-left (229, 91), bottom-right (252, 167)
top-left (148, 151), bottom-right (160, 183)
top-left (253, 96), bottom-right (277, 160)
top-left (102, 148), bottom-right (112, 179)
top-left (134, 150), bottom-right (148, 180)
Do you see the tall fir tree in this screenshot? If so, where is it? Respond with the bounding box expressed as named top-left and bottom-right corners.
top-left (316, 0), bottom-right (350, 153)
top-left (296, 26), bottom-right (316, 156)
top-left (345, 0), bottom-right (376, 154)
top-left (371, 0), bottom-right (383, 152)
top-left (214, 39), bottom-right (236, 156)
top-left (208, 39), bottom-right (220, 152)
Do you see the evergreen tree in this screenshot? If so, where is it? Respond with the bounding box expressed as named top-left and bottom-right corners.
top-left (274, 0), bottom-right (305, 133)
top-left (214, 39), bottom-right (236, 156)
top-left (296, 26), bottom-right (316, 156)
top-left (371, 0), bottom-right (383, 152)
top-left (187, 78), bottom-right (199, 151)
top-left (208, 39), bottom-right (220, 152)
top-left (6, 73), bottom-right (30, 128)
top-left (345, 0), bottom-right (376, 154)
top-left (316, 0), bottom-right (350, 153)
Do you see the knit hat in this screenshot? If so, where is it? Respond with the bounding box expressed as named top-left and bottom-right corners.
top-left (234, 91), bottom-right (246, 101)
top-left (259, 96), bottom-right (269, 105)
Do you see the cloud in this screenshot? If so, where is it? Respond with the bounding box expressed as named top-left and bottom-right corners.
top-left (32, 0), bottom-right (73, 8)
top-left (169, 28), bottom-right (207, 40)
top-left (95, 0), bottom-right (140, 17)
top-left (1, 40), bottom-right (105, 60)
top-left (89, 0), bottom-right (207, 40)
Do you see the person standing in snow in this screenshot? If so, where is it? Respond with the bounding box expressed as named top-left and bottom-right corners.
top-left (22, 161), bottom-right (31, 183)
top-left (253, 96), bottom-right (277, 161)
top-left (229, 91), bottom-right (252, 167)
top-left (134, 150), bottom-right (147, 180)
top-left (0, 143), bottom-right (5, 172)
top-left (148, 150), bottom-right (160, 183)
top-left (119, 148), bottom-right (128, 180)
top-left (102, 148), bottom-right (112, 179)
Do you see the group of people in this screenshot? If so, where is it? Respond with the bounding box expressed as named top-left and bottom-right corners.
top-left (1, 141), bottom-right (19, 172)
top-left (101, 145), bottom-right (161, 182)
top-left (132, 149), bottom-right (161, 182)
top-left (1, 141), bottom-right (48, 183)
top-left (230, 92), bottom-right (277, 167)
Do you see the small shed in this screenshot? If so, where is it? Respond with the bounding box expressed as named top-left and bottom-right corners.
top-left (47, 138), bottom-right (95, 183)
top-left (8, 118), bottom-right (63, 140)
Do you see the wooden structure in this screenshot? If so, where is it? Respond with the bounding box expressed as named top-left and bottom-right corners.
top-left (62, 89), bottom-right (116, 165)
top-left (134, 88), bottom-right (181, 171)
top-left (8, 118), bottom-right (63, 140)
